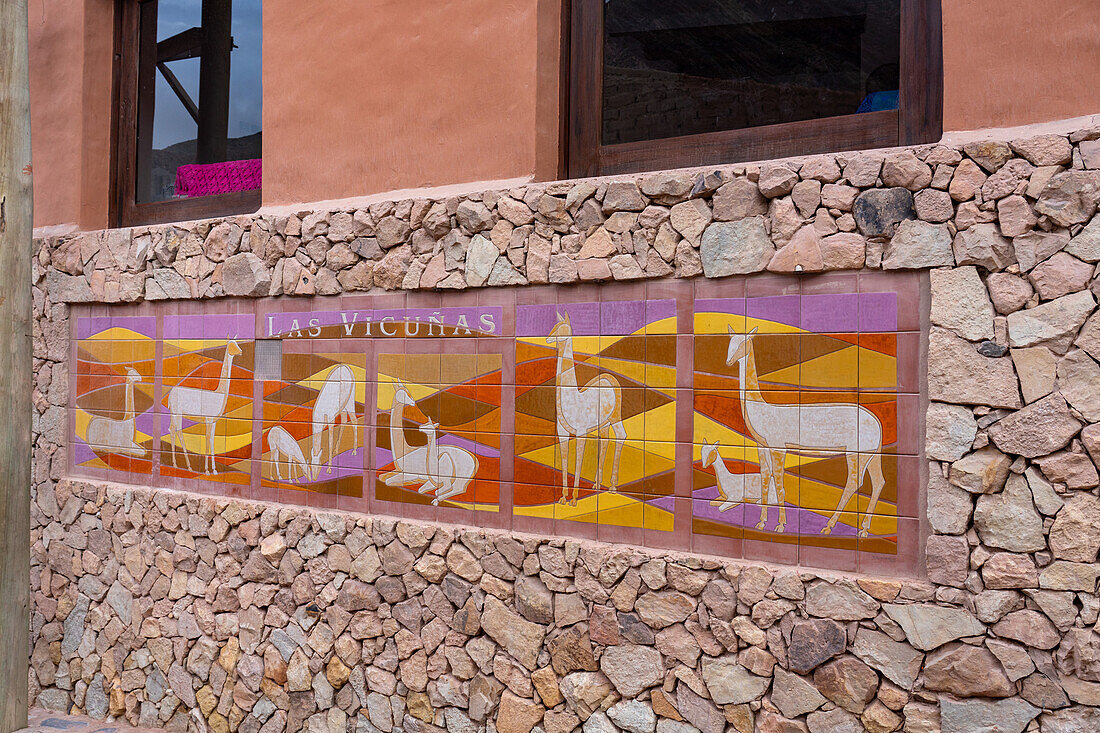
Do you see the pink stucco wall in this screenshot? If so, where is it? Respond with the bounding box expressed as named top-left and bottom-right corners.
top-left (27, 0), bottom-right (1100, 230)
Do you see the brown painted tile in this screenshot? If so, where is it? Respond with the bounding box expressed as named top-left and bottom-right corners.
top-left (514, 385), bottom-right (558, 431)
top-left (858, 516), bottom-right (920, 576)
top-left (801, 270), bottom-right (859, 298)
top-left (745, 333), bottom-right (801, 389)
top-left (556, 283), bottom-right (602, 306)
top-left (512, 504), bottom-right (554, 536)
top-left (645, 495), bottom-right (690, 551)
top-left (799, 520), bottom-right (860, 573)
top-left (695, 276), bottom-right (746, 301)
top-left (742, 532), bottom-right (799, 565)
top-left (746, 272), bottom-right (801, 300)
top-left (515, 285), bottom-right (552, 308)
top-left (894, 331), bottom-right (921, 393)
top-left (671, 440), bottom-right (695, 498)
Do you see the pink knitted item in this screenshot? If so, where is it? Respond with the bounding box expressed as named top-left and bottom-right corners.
top-left (174, 158), bottom-right (262, 197)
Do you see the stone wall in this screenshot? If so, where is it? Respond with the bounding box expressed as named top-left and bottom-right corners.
top-left (28, 125), bottom-right (1100, 733)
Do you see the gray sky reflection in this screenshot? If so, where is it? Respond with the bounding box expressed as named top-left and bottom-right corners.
top-left (152, 0), bottom-right (262, 150)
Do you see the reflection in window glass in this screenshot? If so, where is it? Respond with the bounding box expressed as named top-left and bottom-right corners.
top-left (602, 0), bottom-right (901, 146)
top-left (137, 0), bottom-right (262, 203)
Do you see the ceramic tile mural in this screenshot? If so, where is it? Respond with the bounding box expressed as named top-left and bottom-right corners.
top-left (375, 352), bottom-right (503, 514)
top-left (160, 313), bottom-right (255, 486)
top-left (691, 284), bottom-right (919, 570)
top-left (259, 302), bottom-right (506, 514)
top-left (260, 348), bottom-right (367, 498)
top-left (68, 274), bottom-right (922, 573)
top-left (73, 316), bottom-right (157, 477)
top-left (513, 299), bottom-right (679, 542)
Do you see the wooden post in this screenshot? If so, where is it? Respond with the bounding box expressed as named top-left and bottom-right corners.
top-left (0, 0), bottom-right (33, 730)
top-left (197, 0), bottom-right (232, 163)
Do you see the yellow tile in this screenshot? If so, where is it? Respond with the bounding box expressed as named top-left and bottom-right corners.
top-left (644, 440), bottom-right (677, 470)
top-left (642, 499), bottom-right (675, 532)
top-left (555, 493), bottom-right (599, 524)
top-left (858, 348), bottom-right (897, 391)
top-left (694, 312), bottom-right (748, 335)
top-left (643, 402), bottom-right (677, 443)
top-left (597, 492), bottom-right (645, 529)
top-left (863, 513), bottom-right (898, 536)
top-left (645, 315), bottom-right (677, 335)
top-left (799, 349), bottom-right (860, 391)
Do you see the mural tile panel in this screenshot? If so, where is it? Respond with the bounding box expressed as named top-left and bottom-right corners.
top-left (375, 349), bottom-right (503, 514)
top-left (67, 273), bottom-right (922, 574)
top-left (260, 348), bottom-right (367, 498)
top-left (514, 299), bottom-right (677, 533)
top-left (73, 316), bottom-right (157, 478)
top-left (159, 314), bottom-right (254, 487)
top-left (692, 283), bottom-right (906, 557)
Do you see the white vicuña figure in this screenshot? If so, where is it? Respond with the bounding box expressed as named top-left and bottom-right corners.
top-left (87, 367), bottom-right (146, 457)
top-left (701, 440), bottom-right (776, 512)
top-left (546, 311), bottom-right (626, 505)
top-left (726, 327), bottom-right (887, 536)
top-left (379, 381), bottom-right (432, 487)
top-left (167, 340), bottom-right (242, 474)
top-left (309, 364), bottom-right (359, 474)
top-left (267, 425), bottom-right (311, 482)
top-left (418, 419), bottom-right (478, 505)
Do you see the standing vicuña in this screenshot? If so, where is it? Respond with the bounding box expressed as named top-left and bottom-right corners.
top-left (167, 340), bottom-right (242, 474)
top-left (310, 364), bottom-right (359, 474)
top-left (546, 311), bottom-right (626, 505)
top-left (726, 327), bottom-right (886, 536)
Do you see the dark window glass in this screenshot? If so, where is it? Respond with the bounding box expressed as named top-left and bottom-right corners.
top-left (136, 0), bottom-right (262, 203)
top-left (601, 0), bottom-right (901, 146)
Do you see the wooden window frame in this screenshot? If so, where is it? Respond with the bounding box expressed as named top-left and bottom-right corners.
top-left (567, 0), bottom-right (943, 178)
top-left (112, 0), bottom-right (261, 228)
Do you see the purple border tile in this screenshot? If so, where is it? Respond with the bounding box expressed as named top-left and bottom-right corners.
top-left (265, 307), bottom-right (505, 338)
top-left (517, 302), bottom-right (600, 337)
top-left (696, 298), bottom-right (746, 318)
top-left (801, 293), bottom-right (858, 333)
top-left (859, 292), bottom-right (898, 332)
top-left (746, 295), bottom-right (800, 329)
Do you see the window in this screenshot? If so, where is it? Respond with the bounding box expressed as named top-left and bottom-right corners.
top-left (114, 0), bottom-right (262, 226)
top-left (568, 0), bottom-right (942, 177)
